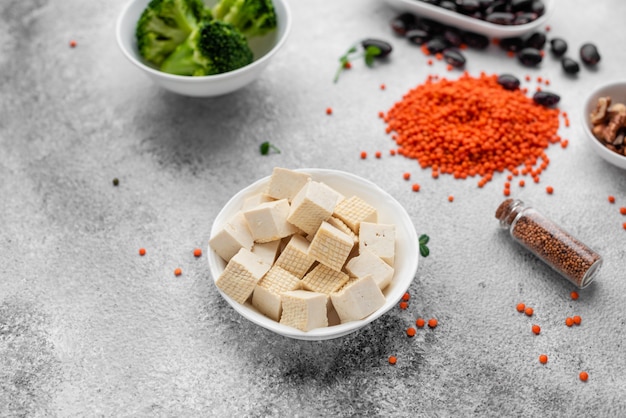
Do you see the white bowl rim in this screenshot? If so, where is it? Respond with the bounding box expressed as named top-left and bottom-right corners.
top-left (207, 168), bottom-right (420, 341)
top-left (115, 0), bottom-right (292, 83)
top-left (582, 80), bottom-right (626, 169)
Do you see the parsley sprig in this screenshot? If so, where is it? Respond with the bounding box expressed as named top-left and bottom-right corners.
top-left (419, 234), bottom-right (430, 257)
top-left (334, 43), bottom-right (383, 83)
top-left (260, 141), bottom-right (281, 155)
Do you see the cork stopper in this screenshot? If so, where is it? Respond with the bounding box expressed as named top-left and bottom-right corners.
top-left (495, 198), bottom-right (523, 228)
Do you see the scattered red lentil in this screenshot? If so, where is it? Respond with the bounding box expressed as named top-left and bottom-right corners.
top-left (579, 371), bottom-right (589, 382)
top-left (343, 61), bottom-right (352, 69)
top-left (402, 292), bottom-right (410, 301)
top-left (193, 248), bottom-right (202, 257)
top-left (139, 248), bottom-right (146, 256)
top-left (383, 73), bottom-right (561, 186)
top-left (620, 207), bottom-right (626, 215)
top-left (525, 75), bottom-right (531, 81)
top-left (448, 195), bottom-right (454, 202)
top-left (516, 302), bottom-right (526, 313)
top-left (399, 301), bottom-right (408, 310)
top-left (388, 355), bottom-right (397, 365)
top-left (326, 107), bottom-right (333, 115)
top-left (360, 151), bottom-right (367, 159)
top-left (69, 40), bottom-right (77, 48)
top-left (539, 354), bottom-right (548, 364)
top-left (428, 318), bottom-right (438, 328)
top-left (427, 59), bottom-right (433, 66)
top-left (623, 222), bottom-right (626, 230)
top-left (608, 195), bottom-right (616, 203)
top-left (532, 324), bottom-right (541, 335)
top-left (525, 307), bottom-right (534, 317)
top-left (174, 268), bottom-right (182, 276)
top-left (416, 318), bottom-right (426, 328)
top-left (390, 149), bottom-right (396, 156)
top-left (446, 64), bottom-right (453, 71)
top-left (412, 183), bottom-right (421, 192)
top-left (403, 172), bottom-right (411, 180)
top-left (519, 179), bottom-right (525, 187)
top-left (573, 315), bottom-right (582, 325)
top-left (565, 317), bottom-right (574, 327)
top-left (506, 50), bottom-right (515, 58)
top-left (406, 327), bottom-right (416, 337)
top-left (546, 186), bottom-right (554, 194)
top-left (375, 151), bottom-right (382, 159)
top-left (380, 83), bottom-right (386, 90)
top-left (571, 291), bottom-right (579, 300)
top-left (560, 139), bottom-right (569, 148)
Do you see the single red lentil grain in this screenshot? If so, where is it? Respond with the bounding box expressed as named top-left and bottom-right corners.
top-left (139, 248), bottom-right (146, 256)
top-left (519, 179), bottom-right (525, 187)
top-left (416, 318), bottom-right (426, 328)
top-left (565, 317), bottom-right (574, 327)
top-left (428, 318), bottom-right (438, 328)
top-left (174, 268), bottom-right (182, 276)
top-left (407, 327), bottom-right (416, 337)
top-left (448, 195), bottom-right (454, 202)
top-left (573, 315), bottom-right (582, 325)
top-left (579, 371), bottom-right (589, 381)
top-left (427, 59), bottom-right (433, 66)
top-left (380, 83), bottom-right (386, 90)
top-left (399, 301), bottom-right (408, 310)
top-left (623, 222), bottom-right (626, 230)
top-left (375, 151), bottom-right (382, 159)
top-left (402, 292), bottom-right (410, 301)
top-left (412, 183), bottom-right (421, 192)
top-left (326, 107), bottom-right (333, 115)
top-left (620, 207), bottom-right (626, 215)
top-left (390, 149), bottom-right (396, 156)
top-left (388, 355), bottom-right (397, 365)
top-left (193, 248), bottom-right (202, 257)
top-left (343, 61), bottom-right (352, 69)
top-left (532, 324), bottom-right (541, 335)
top-left (525, 307), bottom-right (534, 317)
top-left (403, 172), bottom-right (411, 180)
top-left (539, 354), bottom-right (548, 364)
top-left (69, 40), bottom-right (77, 48)
top-left (608, 195), bottom-right (616, 203)
top-left (546, 186), bottom-right (554, 194)
top-left (360, 151), bottom-right (367, 159)
top-left (516, 303), bottom-right (526, 312)
top-left (571, 291), bottom-right (579, 300)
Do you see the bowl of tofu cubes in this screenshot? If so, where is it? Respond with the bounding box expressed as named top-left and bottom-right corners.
top-left (208, 167), bottom-right (419, 340)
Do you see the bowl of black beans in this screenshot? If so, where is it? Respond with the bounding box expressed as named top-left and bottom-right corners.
top-left (384, 0), bottom-right (554, 38)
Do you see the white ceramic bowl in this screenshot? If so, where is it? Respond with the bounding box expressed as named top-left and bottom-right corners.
top-left (116, 0), bottom-right (291, 97)
top-left (384, 0), bottom-right (554, 38)
top-left (207, 169), bottom-right (420, 340)
top-left (582, 81), bottom-right (626, 170)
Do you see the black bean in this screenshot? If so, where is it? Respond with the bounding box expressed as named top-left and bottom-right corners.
top-left (525, 32), bottom-right (546, 50)
top-left (497, 74), bottom-right (521, 90)
top-left (361, 39), bottom-right (393, 58)
top-left (425, 37), bottom-right (448, 54)
top-left (580, 43), bottom-right (601, 65)
top-left (499, 37), bottom-right (525, 52)
top-left (390, 13), bottom-right (417, 36)
top-left (549, 38), bottom-right (567, 57)
top-left (533, 91), bottom-right (560, 107)
top-left (443, 49), bottom-right (466, 68)
top-left (418, 18), bottom-right (446, 35)
top-left (406, 29), bottom-right (431, 45)
top-left (511, 0), bottom-right (533, 12)
top-left (486, 12), bottom-right (515, 25)
top-left (462, 32), bottom-right (490, 49)
top-left (561, 57), bottom-right (580, 74)
top-left (443, 28), bottom-right (463, 47)
top-left (517, 47), bottom-right (543, 66)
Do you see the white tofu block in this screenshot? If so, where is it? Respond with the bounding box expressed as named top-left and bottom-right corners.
top-left (244, 199), bottom-right (298, 244)
top-left (327, 216), bottom-right (358, 244)
top-left (274, 234), bottom-right (316, 278)
top-left (359, 222), bottom-right (396, 266)
top-left (209, 211), bottom-right (254, 262)
top-left (301, 263), bottom-right (349, 294)
top-left (308, 221), bottom-right (354, 271)
top-left (252, 266), bottom-right (301, 321)
top-left (242, 193), bottom-right (274, 211)
top-left (287, 181), bottom-right (338, 236)
top-left (215, 248), bottom-right (272, 304)
top-left (330, 275), bottom-right (386, 323)
top-left (334, 196), bottom-right (378, 233)
top-left (267, 167), bottom-right (311, 202)
top-left (345, 248), bottom-right (394, 290)
top-left (251, 240), bottom-right (281, 265)
top-left (280, 290), bottom-right (328, 331)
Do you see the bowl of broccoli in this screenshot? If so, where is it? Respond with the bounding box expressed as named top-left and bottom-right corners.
top-left (116, 0), bottom-right (291, 97)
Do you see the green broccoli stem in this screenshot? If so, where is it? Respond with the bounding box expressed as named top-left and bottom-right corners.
top-left (160, 36), bottom-right (203, 76)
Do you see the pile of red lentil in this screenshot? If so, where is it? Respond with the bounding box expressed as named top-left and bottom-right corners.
top-left (382, 72), bottom-right (562, 187)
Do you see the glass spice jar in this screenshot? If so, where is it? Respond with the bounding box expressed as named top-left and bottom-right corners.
top-left (495, 198), bottom-right (603, 288)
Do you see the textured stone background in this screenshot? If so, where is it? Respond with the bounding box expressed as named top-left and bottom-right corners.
top-left (1, 0), bottom-right (626, 416)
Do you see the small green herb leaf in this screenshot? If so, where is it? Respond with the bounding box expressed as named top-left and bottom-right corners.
top-left (419, 234), bottom-right (430, 257)
top-left (260, 141), bottom-right (280, 155)
top-left (419, 234), bottom-right (429, 245)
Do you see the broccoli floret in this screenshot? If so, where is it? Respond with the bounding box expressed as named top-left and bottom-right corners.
top-left (160, 20), bottom-right (254, 76)
top-left (136, 0), bottom-right (210, 66)
top-left (211, 0), bottom-right (277, 39)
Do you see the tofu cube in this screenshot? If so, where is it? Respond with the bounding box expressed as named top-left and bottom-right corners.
top-left (359, 222), bottom-right (396, 266)
top-left (251, 240), bottom-right (281, 266)
top-left (334, 196), bottom-right (378, 233)
top-left (266, 167), bottom-right (311, 202)
top-left (327, 216), bottom-right (358, 244)
top-left (308, 221), bottom-right (354, 271)
top-left (274, 234), bottom-right (316, 278)
top-left (345, 248), bottom-right (394, 290)
top-left (330, 275), bottom-right (386, 323)
top-left (279, 290), bottom-right (328, 331)
top-left (242, 193), bottom-right (274, 211)
top-left (215, 248), bottom-right (272, 304)
top-left (301, 263), bottom-right (349, 294)
top-left (244, 199), bottom-right (298, 243)
top-left (209, 211), bottom-right (254, 262)
top-left (252, 266), bottom-right (301, 321)
top-left (287, 181), bottom-right (338, 236)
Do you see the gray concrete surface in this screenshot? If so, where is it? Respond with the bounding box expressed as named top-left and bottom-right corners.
top-left (2, 0), bottom-right (626, 416)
